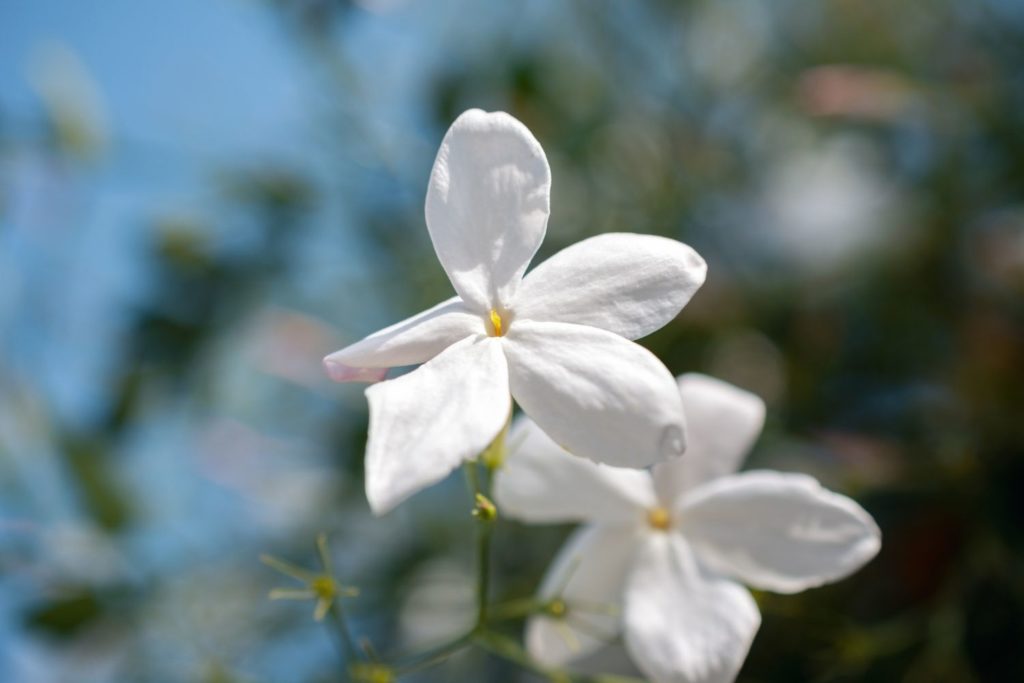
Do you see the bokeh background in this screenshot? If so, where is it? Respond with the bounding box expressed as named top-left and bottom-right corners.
top-left (2, 0), bottom-right (1023, 681)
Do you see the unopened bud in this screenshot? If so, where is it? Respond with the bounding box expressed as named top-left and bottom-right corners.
top-left (472, 493), bottom-right (498, 522)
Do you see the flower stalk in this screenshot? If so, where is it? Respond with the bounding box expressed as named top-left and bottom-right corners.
top-left (264, 425), bottom-right (650, 682)
top-left (466, 458), bottom-right (497, 629)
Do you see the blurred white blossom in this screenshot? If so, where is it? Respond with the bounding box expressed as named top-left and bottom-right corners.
top-left (399, 558), bottom-right (475, 649)
top-left (759, 135), bottom-right (902, 274)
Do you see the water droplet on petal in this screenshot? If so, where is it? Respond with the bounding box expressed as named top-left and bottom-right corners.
top-left (658, 424), bottom-right (685, 460)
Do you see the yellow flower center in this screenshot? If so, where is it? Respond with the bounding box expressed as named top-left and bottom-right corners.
top-left (311, 576), bottom-right (337, 600)
top-left (488, 309), bottom-right (506, 337)
top-left (546, 598), bottom-right (567, 618)
top-left (647, 506), bottom-right (672, 531)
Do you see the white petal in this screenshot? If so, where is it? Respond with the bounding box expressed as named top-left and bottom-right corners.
top-left (515, 233), bottom-right (706, 340)
top-left (425, 109), bottom-right (551, 310)
top-left (495, 416), bottom-right (656, 525)
top-left (324, 365), bottom-right (388, 383)
top-left (624, 533), bottom-right (760, 683)
top-left (652, 374), bottom-right (765, 502)
top-left (364, 336), bottom-right (510, 514)
top-left (526, 525), bottom-right (642, 667)
top-left (323, 297), bottom-right (481, 382)
top-left (505, 320), bottom-right (686, 468)
top-left (679, 470), bottom-right (882, 594)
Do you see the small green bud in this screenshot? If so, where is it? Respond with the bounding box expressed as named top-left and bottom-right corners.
top-left (472, 493), bottom-right (498, 522)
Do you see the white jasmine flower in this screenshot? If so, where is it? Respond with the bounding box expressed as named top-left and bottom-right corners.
top-left (324, 110), bottom-right (707, 514)
top-left (495, 373), bottom-right (882, 683)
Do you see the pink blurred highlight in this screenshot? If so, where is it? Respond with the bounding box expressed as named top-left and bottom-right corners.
top-left (323, 359), bottom-right (388, 383)
top-left (797, 64), bottom-right (915, 121)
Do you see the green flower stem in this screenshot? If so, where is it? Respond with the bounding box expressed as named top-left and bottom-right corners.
top-left (392, 631), bottom-right (475, 676)
top-left (477, 526), bottom-right (494, 627)
top-left (464, 457), bottom-right (481, 493)
top-left (340, 422), bottom-right (649, 682)
top-left (328, 600), bottom-right (360, 666)
top-left (486, 597), bottom-right (544, 621)
top-left (313, 533), bottom-right (362, 668)
top-left (388, 456), bottom-right (502, 678)
top-left (465, 460), bottom-right (495, 629)
top-left (475, 630), bottom-right (563, 681)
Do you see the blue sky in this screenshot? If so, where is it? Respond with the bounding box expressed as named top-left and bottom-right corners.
top-left (0, 0), bottom-right (312, 165)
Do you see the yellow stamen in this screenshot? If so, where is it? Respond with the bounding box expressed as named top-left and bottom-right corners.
top-left (647, 506), bottom-right (672, 531)
top-left (489, 309), bottom-right (505, 337)
top-left (546, 598), bottom-right (568, 618)
top-left (311, 576), bottom-right (337, 600)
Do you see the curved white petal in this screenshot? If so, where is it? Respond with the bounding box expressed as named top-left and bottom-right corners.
top-left (505, 321), bottom-right (686, 469)
top-left (364, 336), bottom-right (510, 514)
top-left (323, 297), bottom-right (481, 382)
top-left (324, 365), bottom-right (389, 383)
top-left (652, 374), bottom-right (765, 503)
top-left (515, 233), bottom-right (706, 340)
top-left (624, 533), bottom-right (760, 683)
top-left (679, 471), bottom-right (882, 594)
top-left (425, 109), bottom-right (551, 310)
top-left (526, 525), bottom-right (642, 667)
top-left (495, 416), bottom-right (656, 525)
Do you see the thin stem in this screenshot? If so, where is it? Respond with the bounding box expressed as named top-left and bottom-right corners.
top-left (475, 631), bottom-right (560, 681)
top-left (465, 460), bottom-right (494, 629)
top-left (476, 520), bottom-right (493, 627)
top-left (487, 597), bottom-right (543, 621)
top-left (464, 460), bottom-right (480, 497)
top-left (328, 601), bottom-right (360, 666)
top-left (260, 554), bottom-right (318, 582)
top-left (392, 630), bottom-right (475, 675)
